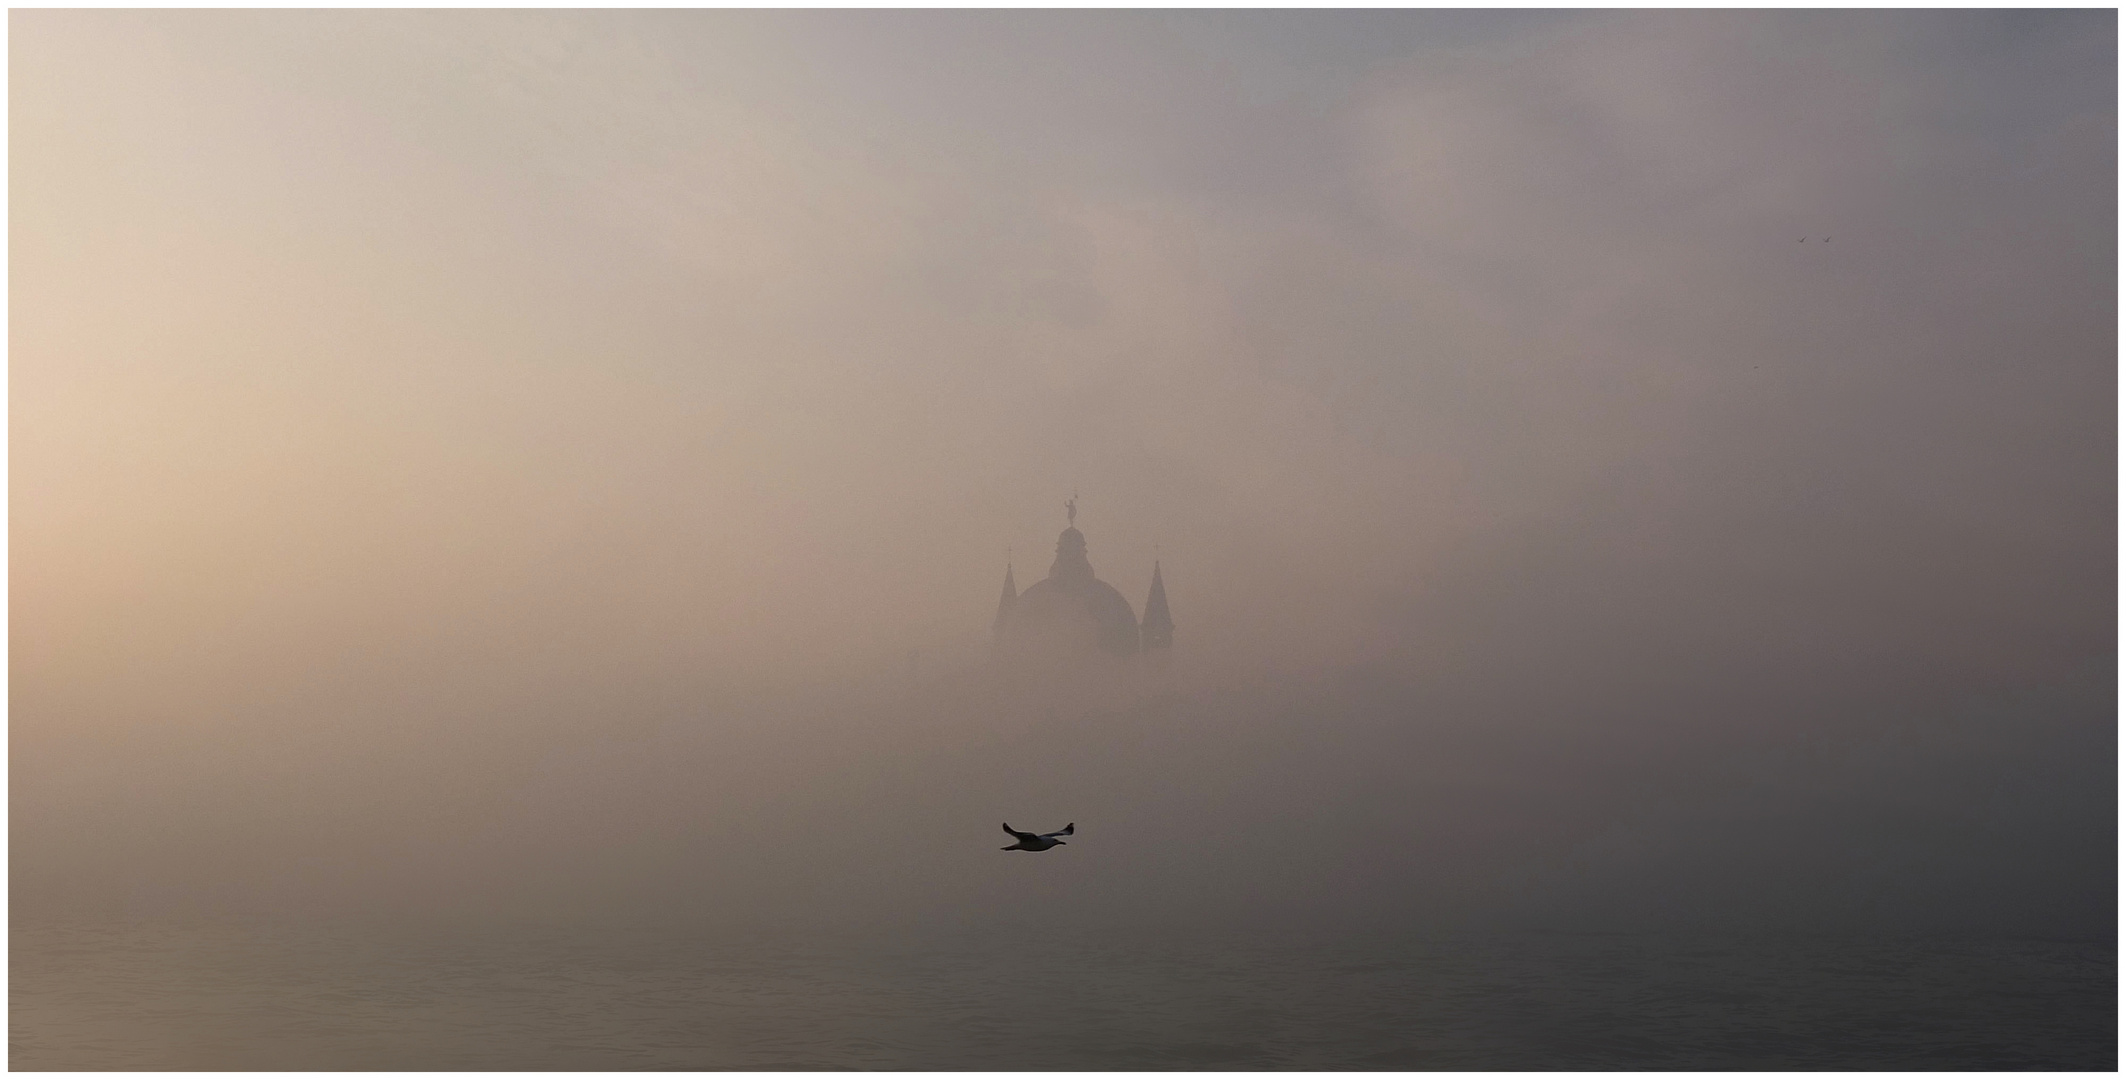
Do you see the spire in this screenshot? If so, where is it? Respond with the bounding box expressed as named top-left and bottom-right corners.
top-left (1141, 560), bottom-right (1172, 650)
top-left (992, 563), bottom-right (1018, 640)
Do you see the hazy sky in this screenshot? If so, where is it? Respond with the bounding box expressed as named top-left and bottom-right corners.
top-left (12, 11), bottom-right (2113, 936)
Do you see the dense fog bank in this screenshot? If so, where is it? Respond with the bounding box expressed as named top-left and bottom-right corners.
top-left (13, 10), bottom-right (2112, 950)
top-left (16, 651), bottom-right (2110, 943)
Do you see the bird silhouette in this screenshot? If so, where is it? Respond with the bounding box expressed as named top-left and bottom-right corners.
top-left (1001, 823), bottom-right (1074, 851)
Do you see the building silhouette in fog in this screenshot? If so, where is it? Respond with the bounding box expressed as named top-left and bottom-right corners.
top-left (992, 498), bottom-right (1171, 665)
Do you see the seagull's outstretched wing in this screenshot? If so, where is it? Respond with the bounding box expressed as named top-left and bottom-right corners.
top-left (1042, 823), bottom-right (1075, 839)
top-left (1002, 823), bottom-right (1037, 841)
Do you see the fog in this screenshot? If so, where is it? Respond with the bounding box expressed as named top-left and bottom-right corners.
top-left (12, 11), bottom-right (2113, 943)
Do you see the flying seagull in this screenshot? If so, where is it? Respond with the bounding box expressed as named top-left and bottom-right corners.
top-left (1001, 823), bottom-right (1074, 851)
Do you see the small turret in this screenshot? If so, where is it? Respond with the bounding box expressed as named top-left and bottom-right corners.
top-left (1141, 561), bottom-right (1172, 652)
top-left (992, 563), bottom-right (1018, 642)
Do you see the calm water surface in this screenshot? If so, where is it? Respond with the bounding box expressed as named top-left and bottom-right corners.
top-left (11, 920), bottom-right (2114, 1070)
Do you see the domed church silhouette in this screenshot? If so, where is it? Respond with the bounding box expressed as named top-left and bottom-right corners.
top-left (992, 496), bottom-right (1171, 664)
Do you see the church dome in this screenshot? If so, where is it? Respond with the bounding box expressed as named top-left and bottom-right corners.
top-left (996, 525), bottom-right (1140, 659)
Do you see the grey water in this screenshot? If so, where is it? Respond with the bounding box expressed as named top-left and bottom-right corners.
top-left (12, 918), bottom-right (2113, 1070)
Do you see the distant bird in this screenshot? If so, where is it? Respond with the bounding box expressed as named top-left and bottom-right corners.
top-left (1001, 823), bottom-right (1074, 851)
